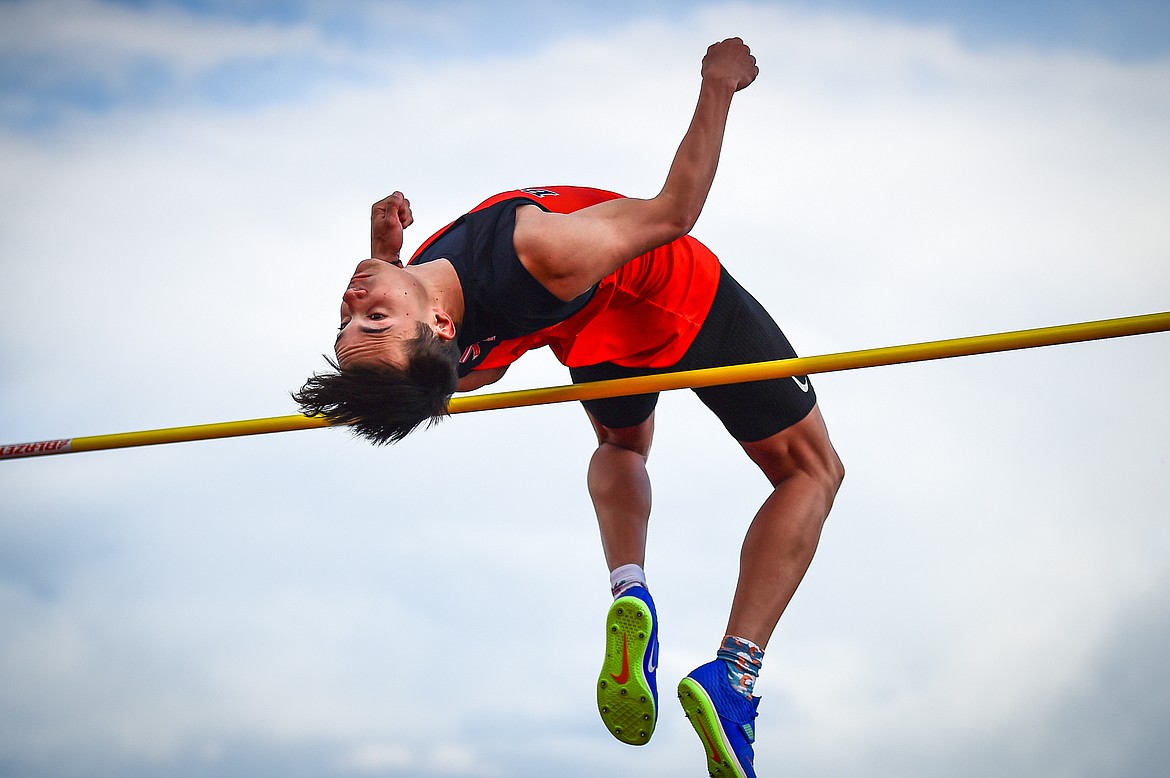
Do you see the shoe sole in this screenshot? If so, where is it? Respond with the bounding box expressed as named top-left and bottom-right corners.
top-left (596, 594), bottom-right (656, 745)
top-left (677, 677), bottom-right (751, 778)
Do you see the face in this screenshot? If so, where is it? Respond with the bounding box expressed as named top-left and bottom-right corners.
top-left (335, 258), bottom-right (431, 369)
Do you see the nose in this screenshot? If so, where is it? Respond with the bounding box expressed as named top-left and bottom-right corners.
top-left (342, 287), bottom-right (366, 306)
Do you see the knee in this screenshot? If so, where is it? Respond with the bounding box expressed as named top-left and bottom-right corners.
top-left (586, 436), bottom-right (653, 513)
top-left (790, 437), bottom-right (843, 518)
top-left (819, 447), bottom-right (845, 504)
top-left (742, 412), bottom-right (843, 507)
top-left (788, 409), bottom-right (844, 503)
top-left (590, 413), bottom-right (654, 460)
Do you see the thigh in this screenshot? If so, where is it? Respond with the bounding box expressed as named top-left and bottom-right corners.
top-left (570, 362), bottom-right (661, 432)
top-left (569, 269), bottom-right (816, 442)
top-left (683, 270), bottom-right (817, 442)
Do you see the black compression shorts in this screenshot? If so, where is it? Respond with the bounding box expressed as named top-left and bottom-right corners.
top-left (569, 268), bottom-right (816, 442)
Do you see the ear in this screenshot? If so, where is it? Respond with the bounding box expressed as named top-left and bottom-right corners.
top-left (432, 309), bottom-right (457, 341)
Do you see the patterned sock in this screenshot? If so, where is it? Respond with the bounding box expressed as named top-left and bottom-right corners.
top-left (717, 635), bottom-right (764, 700)
top-left (609, 563), bottom-right (647, 598)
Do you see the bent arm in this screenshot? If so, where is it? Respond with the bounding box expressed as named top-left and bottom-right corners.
top-left (456, 365), bottom-right (508, 393)
top-left (514, 38), bottom-right (757, 301)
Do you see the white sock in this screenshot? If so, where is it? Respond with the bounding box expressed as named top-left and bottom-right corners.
top-left (610, 563), bottom-right (648, 598)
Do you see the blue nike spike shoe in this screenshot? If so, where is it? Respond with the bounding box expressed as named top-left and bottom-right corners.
top-left (597, 586), bottom-right (659, 745)
top-left (677, 659), bottom-right (761, 778)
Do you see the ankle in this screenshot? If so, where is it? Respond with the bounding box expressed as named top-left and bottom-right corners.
top-left (610, 563), bottom-right (647, 598)
top-left (716, 635), bottom-right (764, 699)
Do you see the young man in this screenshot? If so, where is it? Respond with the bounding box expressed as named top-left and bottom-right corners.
top-left (295, 38), bottom-right (843, 778)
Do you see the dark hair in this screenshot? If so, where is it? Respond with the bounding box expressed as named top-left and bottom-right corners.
top-left (292, 322), bottom-right (461, 444)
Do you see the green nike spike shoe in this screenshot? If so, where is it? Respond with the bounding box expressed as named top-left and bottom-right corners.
top-left (596, 586), bottom-right (659, 746)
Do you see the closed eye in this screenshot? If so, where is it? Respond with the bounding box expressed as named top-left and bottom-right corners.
top-left (335, 320), bottom-right (394, 345)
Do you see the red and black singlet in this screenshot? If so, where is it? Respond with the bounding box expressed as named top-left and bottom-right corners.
top-left (409, 186), bottom-right (721, 376)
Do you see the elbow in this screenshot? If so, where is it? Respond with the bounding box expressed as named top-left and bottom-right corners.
top-left (457, 365), bottom-right (507, 392)
top-left (653, 192), bottom-right (701, 240)
top-left (650, 207), bottom-right (697, 246)
top-left (669, 208), bottom-right (700, 239)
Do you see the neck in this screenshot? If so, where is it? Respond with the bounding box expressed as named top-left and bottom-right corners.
top-left (407, 259), bottom-right (465, 326)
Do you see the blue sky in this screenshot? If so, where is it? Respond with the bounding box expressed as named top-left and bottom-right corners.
top-left (1, 2), bottom-right (1169, 777)
top-left (75, 0), bottom-right (1170, 59)
top-left (4, 0), bottom-right (1169, 129)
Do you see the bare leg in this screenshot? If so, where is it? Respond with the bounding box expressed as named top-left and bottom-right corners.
top-left (726, 404), bottom-right (844, 648)
top-left (585, 412), bottom-right (656, 571)
top-left (588, 412), bottom-right (662, 746)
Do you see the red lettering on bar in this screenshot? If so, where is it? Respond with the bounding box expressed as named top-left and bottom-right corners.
top-left (0, 439), bottom-right (72, 459)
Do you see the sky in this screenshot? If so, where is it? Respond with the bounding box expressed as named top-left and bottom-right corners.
top-left (1, 0), bottom-right (1169, 776)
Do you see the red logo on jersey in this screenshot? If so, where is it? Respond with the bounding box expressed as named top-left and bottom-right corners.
top-left (460, 336), bottom-right (497, 364)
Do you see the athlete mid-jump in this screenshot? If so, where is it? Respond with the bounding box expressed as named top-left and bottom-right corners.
top-left (296, 38), bottom-right (844, 777)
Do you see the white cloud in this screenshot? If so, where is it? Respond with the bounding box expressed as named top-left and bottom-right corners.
top-left (338, 741), bottom-right (413, 772)
top-left (0, 0), bottom-right (333, 77)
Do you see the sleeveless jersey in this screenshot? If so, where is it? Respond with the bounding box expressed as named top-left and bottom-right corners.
top-left (408, 186), bottom-right (722, 374)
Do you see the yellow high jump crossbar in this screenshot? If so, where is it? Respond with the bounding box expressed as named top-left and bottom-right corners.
top-left (2, 310), bottom-right (1168, 461)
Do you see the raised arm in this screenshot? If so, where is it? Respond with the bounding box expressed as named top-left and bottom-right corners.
top-left (513, 38), bottom-right (758, 301)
